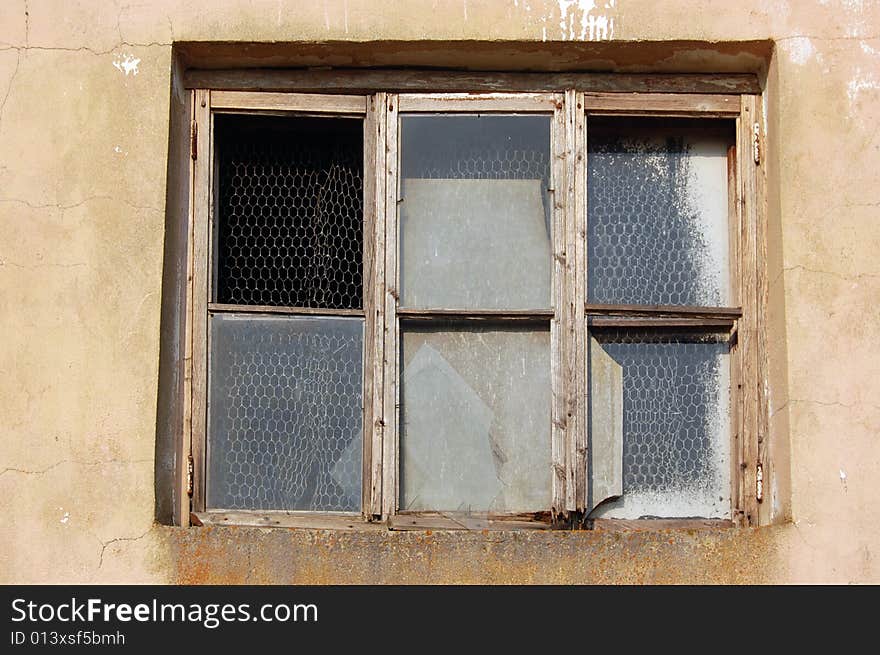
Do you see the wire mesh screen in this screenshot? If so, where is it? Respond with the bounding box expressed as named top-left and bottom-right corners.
top-left (589, 328), bottom-right (731, 519)
top-left (398, 115), bottom-right (553, 310)
top-left (207, 314), bottom-right (363, 512)
top-left (587, 118), bottom-right (734, 307)
top-left (214, 114), bottom-right (364, 309)
top-left (401, 114), bottom-right (551, 183)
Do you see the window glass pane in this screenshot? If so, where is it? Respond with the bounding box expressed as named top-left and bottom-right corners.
top-left (207, 314), bottom-right (363, 511)
top-left (399, 115), bottom-right (552, 310)
top-left (588, 118), bottom-right (734, 307)
top-left (400, 326), bottom-right (551, 512)
top-left (214, 114), bottom-right (363, 309)
top-left (588, 329), bottom-right (731, 519)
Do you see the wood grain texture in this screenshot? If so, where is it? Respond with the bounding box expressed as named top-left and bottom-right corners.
top-left (190, 89), bottom-right (211, 513)
top-left (397, 92), bottom-right (558, 112)
top-left (389, 512), bottom-right (554, 531)
top-left (368, 93), bottom-right (388, 518)
top-left (572, 91), bottom-right (588, 512)
top-left (589, 317), bottom-right (735, 329)
top-left (591, 518), bottom-right (735, 532)
top-left (583, 92), bottom-right (741, 116)
top-left (210, 90), bottom-right (366, 114)
top-left (194, 511), bottom-right (387, 531)
top-left (585, 303), bottom-right (742, 318)
top-left (550, 100), bottom-right (567, 518)
top-left (185, 69), bottom-right (760, 95)
top-left (738, 95), bottom-right (759, 526)
top-left (207, 303), bottom-right (364, 317)
top-left (381, 94), bottom-right (400, 519)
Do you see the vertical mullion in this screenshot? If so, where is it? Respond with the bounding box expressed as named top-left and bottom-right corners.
top-left (550, 96), bottom-right (568, 518)
top-left (727, 139), bottom-right (743, 524)
top-left (738, 95), bottom-right (759, 526)
top-left (572, 92), bottom-right (587, 513)
top-left (364, 93), bottom-right (387, 518)
top-left (178, 89), bottom-right (196, 527)
top-left (190, 89), bottom-right (211, 513)
top-left (381, 94), bottom-right (399, 519)
top-left (753, 94), bottom-right (770, 525)
top-left (563, 90), bottom-right (579, 514)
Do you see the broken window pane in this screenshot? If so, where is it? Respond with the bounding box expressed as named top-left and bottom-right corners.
top-left (207, 314), bottom-right (363, 512)
top-left (588, 329), bottom-right (731, 519)
top-left (214, 114), bottom-right (364, 309)
top-left (588, 118), bottom-right (734, 307)
top-left (399, 115), bottom-right (552, 310)
top-left (400, 326), bottom-right (551, 512)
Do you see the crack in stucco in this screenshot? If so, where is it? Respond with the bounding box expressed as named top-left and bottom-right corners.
top-left (97, 527), bottom-right (152, 570)
top-left (0, 458), bottom-right (152, 479)
top-left (784, 398), bottom-right (880, 412)
top-left (783, 264), bottom-right (880, 281)
top-left (0, 42), bottom-right (170, 57)
top-left (0, 195), bottom-right (162, 213)
top-left (0, 50), bottom-right (20, 127)
top-left (0, 260), bottom-right (86, 270)
top-left (776, 34), bottom-right (880, 43)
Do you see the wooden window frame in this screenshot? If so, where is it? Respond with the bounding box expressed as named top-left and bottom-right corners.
top-left (180, 75), bottom-right (766, 532)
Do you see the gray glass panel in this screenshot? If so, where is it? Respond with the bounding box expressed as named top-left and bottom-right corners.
top-left (399, 115), bottom-right (552, 310)
top-left (207, 314), bottom-right (363, 511)
top-left (588, 329), bottom-right (731, 519)
top-left (588, 118), bottom-right (734, 307)
top-left (400, 327), bottom-right (551, 512)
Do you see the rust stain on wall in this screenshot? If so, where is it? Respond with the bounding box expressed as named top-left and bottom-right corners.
top-left (166, 525), bottom-right (787, 584)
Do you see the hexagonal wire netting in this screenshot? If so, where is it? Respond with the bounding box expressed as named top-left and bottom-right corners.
top-left (590, 328), bottom-right (730, 500)
top-left (208, 115), bottom-right (365, 512)
top-left (587, 117), bottom-right (734, 307)
top-left (214, 114), bottom-right (364, 309)
top-left (587, 119), bottom-right (734, 516)
top-left (208, 315), bottom-right (363, 512)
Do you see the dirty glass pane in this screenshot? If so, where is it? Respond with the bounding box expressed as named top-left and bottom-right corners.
top-left (214, 114), bottom-right (363, 309)
top-left (400, 326), bottom-right (551, 512)
top-left (207, 314), bottom-right (363, 512)
top-left (399, 115), bottom-right (552, 310)
top-left (588, 329), bottom-right (731, 519)
top-left (588, 118), bottom-right (734, 307)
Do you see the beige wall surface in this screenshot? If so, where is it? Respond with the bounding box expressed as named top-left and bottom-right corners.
top-left (0, 0), bottom-right (877, 584)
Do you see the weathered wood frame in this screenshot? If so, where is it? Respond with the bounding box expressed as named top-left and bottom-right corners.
top-left (384, 92), bottom-right (568, 528)
top-left (187, 91), bottom-right (378, 530)
top-left (179, 80), bottom-right (766, 532)
top-left (580, 93), bottom-right (760, 529)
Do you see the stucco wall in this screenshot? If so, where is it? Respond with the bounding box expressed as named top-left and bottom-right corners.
top-left (1, 0), bottom-right (877, 584)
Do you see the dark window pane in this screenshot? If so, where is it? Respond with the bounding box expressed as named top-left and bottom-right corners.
top-left (588, 118), bottom-right (734, 307)
top-left (214, 114), bottom-right (363, 309)
top-left (207, 314), bottom-right (363, 511)
top-left (588, 328), bottom-right (731, 519)
top-left (399, 115), bottom-right (552, 310)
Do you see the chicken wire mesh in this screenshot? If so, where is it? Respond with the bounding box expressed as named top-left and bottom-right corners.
top-left (401, 115), bottom-right (551, 215)
top-left (589, 328), bottom-right (730, 517)
top-left (214, 114), bottom-right (364, 309)
top-left (587, 118), bottom-right (734, 308)
top-left (207, 314), bottom-right (363, 512)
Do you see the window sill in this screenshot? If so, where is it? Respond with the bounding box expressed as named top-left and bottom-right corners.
top-left (191, 511), bottom-right (734, 532)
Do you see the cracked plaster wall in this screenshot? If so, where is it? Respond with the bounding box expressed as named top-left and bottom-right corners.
top-left (0, 0), bottom-right (878, 583)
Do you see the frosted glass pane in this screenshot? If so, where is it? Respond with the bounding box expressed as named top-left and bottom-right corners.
top-left (399, 115), bottom-right (551, 310)
top-left (588, 118), bottom-right (734, 307)
top-left (400, 327), bottom-right (551, 512)
top-left (207, 314), bottom-right (363, 511)
top-left (588, 330), bottom-right (731, 519)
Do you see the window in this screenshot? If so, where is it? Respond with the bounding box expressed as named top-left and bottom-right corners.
top-left (180, 81), bottom-right (765, 530)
